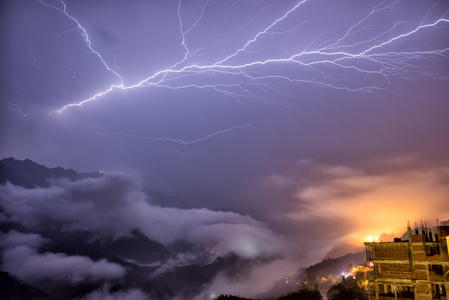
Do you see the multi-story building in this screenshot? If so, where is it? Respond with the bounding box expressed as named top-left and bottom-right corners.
top-left (364, 220), bottom-right (449, 300)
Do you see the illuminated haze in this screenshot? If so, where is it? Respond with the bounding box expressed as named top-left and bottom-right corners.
top-left (1, 0), bottom-right (449, 297)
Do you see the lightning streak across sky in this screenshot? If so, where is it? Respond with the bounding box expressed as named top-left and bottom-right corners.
top-left (36, 0), bottom-right (449, 116)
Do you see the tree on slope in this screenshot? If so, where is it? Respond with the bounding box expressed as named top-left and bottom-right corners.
top-left (278, 288), bottom-right (322, 300)
top-left (327, 278), bottom-right (367, 300)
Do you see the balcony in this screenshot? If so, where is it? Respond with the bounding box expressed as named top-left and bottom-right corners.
top-left (379, 292), bottom-right (395, 300)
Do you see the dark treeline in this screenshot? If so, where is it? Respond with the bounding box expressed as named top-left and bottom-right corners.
top-left (217, 279), bottom-right (368, 300)
top-left (216, 288), bottom-right (322, 300)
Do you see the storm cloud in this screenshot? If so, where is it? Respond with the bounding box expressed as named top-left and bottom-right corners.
top-left (0, 230), bottom-right (125, 284)
top-left (250, 155), bottom-right (449, 257)
top-left (0, 174), bottom-right (293, 259)
top-left (0, 173), bottom-right (301, 297)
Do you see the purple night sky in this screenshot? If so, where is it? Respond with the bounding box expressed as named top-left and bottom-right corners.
top-left (1, 0), bottom-right (449, 297)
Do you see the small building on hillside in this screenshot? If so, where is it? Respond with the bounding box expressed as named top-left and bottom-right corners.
top-left (364, 220), bottom-right (449, 300)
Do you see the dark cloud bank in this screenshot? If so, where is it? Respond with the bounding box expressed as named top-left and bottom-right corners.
top-left (0, 171), bottom-right (298, 299)
top-left (1, 157), bottom-right (449, 299)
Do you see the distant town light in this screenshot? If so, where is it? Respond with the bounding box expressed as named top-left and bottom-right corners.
top-left (366, 236), bottom-right (379, 242)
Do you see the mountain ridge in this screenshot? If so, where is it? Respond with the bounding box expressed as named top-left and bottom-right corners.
top-left (0, 157), bottom-right (197, 210)
top-left (0, 157), bottom-right (102, 188)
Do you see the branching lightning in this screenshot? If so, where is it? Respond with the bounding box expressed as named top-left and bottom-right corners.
top-left (98, 123), bottom-right (252, 146)
top-left (35, 0), bottom-right (448, 116)
top-left (1, 96), bottom-right (29, 117)
top-left (37, 0), bottom-right (123, 85)
top-left (27, 48), bottom-right (52, 80)
top-left (54, 63), bottom-right (76, 79)
top-left (215, 0), bottom-right (310, 65)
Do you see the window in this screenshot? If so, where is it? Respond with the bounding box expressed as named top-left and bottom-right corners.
top-left (366, 245), bottom-right (373, 260)
top-left (397, 286), bottom-right (414, 299)
top-left (427, 245), bottom-right (440, 256)
top-left (439, 284), bottom-right (447, 296)
top-left (431, 284), bottom-right (446, 299)
top-left (429, 264), bottom-right (443, 275)
top-left (433, 284), bottom-right (442, 299)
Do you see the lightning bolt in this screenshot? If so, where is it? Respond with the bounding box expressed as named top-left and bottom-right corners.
top-left (2, 97), bottom-right (29, 117)
top-left (37, 0), bottom-right (123, 85)
top-left (94, 123), bottom-right (252, 157)
top-left (214, 0), bottom-right (310, 65)
top-left (97, 123), bottom-right (253, 146)
top-left (27, 48), bottom-right (54, 81)
top-left (35, 0), bottom-right (448, 115)
top-left (175, 0), bottom-right (211, 68)
top-left (54, 63), bottom-right (76, 79)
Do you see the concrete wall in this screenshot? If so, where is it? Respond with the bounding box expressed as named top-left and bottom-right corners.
top-left (373, 243), bottom-right (410, 260)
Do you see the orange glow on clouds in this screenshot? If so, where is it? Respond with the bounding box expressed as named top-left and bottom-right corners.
top-left (291, 161), bottom-right (449, 246)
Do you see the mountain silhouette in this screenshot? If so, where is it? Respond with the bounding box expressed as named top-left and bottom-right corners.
top-left (0, 271), bottom-right (54, 300)
top-left (0, 157), bottom-right (102, 188)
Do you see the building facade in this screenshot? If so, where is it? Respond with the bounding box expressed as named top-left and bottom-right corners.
top-left (364, 220), bottom-right (449, 300)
